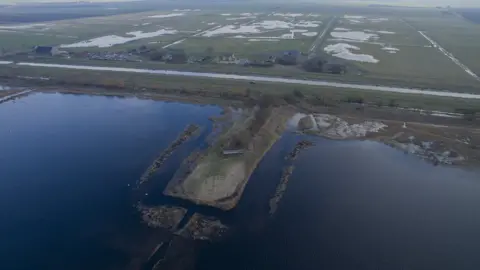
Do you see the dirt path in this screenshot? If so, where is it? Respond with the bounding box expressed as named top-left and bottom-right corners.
top-left (308, 16), bottom-right (337, 59)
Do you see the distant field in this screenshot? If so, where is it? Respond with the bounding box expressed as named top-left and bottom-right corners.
top-left (170, 37), bottom-right (311, 58)
top-left (0, 10), bottom-right (325, 53)
top-left (1, 6), bottom-right (480, 92)
top-left (321, 13), bottom-right (480, 89)
top-left (0, 11), bottom-right (211, 52)
top-left (405, 15), bottom-right (480, 76)
top-left (0, 1), bottom-right (181, 24)
top-left (459, 9), bottom-right (480, 24)
top-left (322, 40), bottom-right (477, 87)
top-left (334, 16), bottom-right (429, 46)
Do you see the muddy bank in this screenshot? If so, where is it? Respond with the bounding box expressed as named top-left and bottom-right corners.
top-left (136, 124), bottom-right (200, 188)
top-left (295, 113), bottom-right (387, 140)
top-left (164, 107), bottom-right (294, 210)
top-left (378, 121), bottom-right (480, 167)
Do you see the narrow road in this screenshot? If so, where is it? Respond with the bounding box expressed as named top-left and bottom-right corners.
top-left (402, 19), bottom-right (479, 81)
top-left (13, 62), bottom-right (480, 99)
top-left (308, 16), bottom-right (337, 59)
top-left (417, 31), bottom-right (480, 81)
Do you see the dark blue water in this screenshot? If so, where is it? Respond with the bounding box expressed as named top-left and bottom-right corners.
top-left (1, 93), bottom-right (480, 270)
top-left (197, 134), bottom-right (480, 270)
top-left (0, 93), bottom-right (220, 270)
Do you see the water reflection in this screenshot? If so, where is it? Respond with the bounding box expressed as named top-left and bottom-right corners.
top-left (0, 92), bottom-right (479, 270)
top-left (0, 92), bottom-right (220, 270)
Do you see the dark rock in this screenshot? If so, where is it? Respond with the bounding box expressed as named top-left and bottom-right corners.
top-left (298, 115), bottom-right (314, 130)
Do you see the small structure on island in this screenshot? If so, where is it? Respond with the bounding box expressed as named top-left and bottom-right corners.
top-left (222, 149), bottom-right (245, 156)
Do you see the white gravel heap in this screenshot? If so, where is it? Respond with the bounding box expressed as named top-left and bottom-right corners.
top-left (314, 114), bottom-right (387, 139)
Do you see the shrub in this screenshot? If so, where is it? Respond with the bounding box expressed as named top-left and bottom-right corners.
top-left (388, 99), bottom-right (398, 107)
top-left (293, 89), bottom-right (305, 98)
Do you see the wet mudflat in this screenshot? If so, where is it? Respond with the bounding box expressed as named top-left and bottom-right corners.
top-left (1, 92), bottom-right (480, 270)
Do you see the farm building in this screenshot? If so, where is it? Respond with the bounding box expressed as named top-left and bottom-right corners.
top-left (216, 53), bottom-right (237, 64)
top-left (277, 50), bottom-right (301, 65)
top-left (222, 149), bottom-right (245, 156)
top-left (34, 46), bottom-right (53, 55)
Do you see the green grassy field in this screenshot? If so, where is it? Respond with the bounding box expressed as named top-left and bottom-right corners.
top-left (2, 64), bottom-right (480, 113)
top-left (4, 54), bottom-right (480, 92)
top-left (0, 31), bottom-right (75, 52)
top-left (321, 12), bottom-right (480, 90)
top-left (322, 41), bottom-right (478, 87)
top-left (0, 9), bottom-right (328, 53)
top-left (0, 10), bottom-right (232, 52)
top-left (170, 37), bottom-right (311, 57)
top-left (405, 15), bottom-right (480, 75)
top-left (334, 17), bottom-right (429, 46)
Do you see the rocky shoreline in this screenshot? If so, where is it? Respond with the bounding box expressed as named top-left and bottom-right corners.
top-left (136, 124), bottom-right (200, 188)
top-left (270, 140), bottom-right (315, 215)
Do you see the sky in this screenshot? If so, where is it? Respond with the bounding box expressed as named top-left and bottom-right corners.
top-left (0, 0), bottom-right (479, 8)
top-left (0, 0), bottom-right (136, 3)
top-left (342, 0), bottom-right (480, 7)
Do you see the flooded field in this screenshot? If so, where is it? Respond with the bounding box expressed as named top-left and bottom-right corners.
top-left (1, 92), bottom-right (480, 270)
